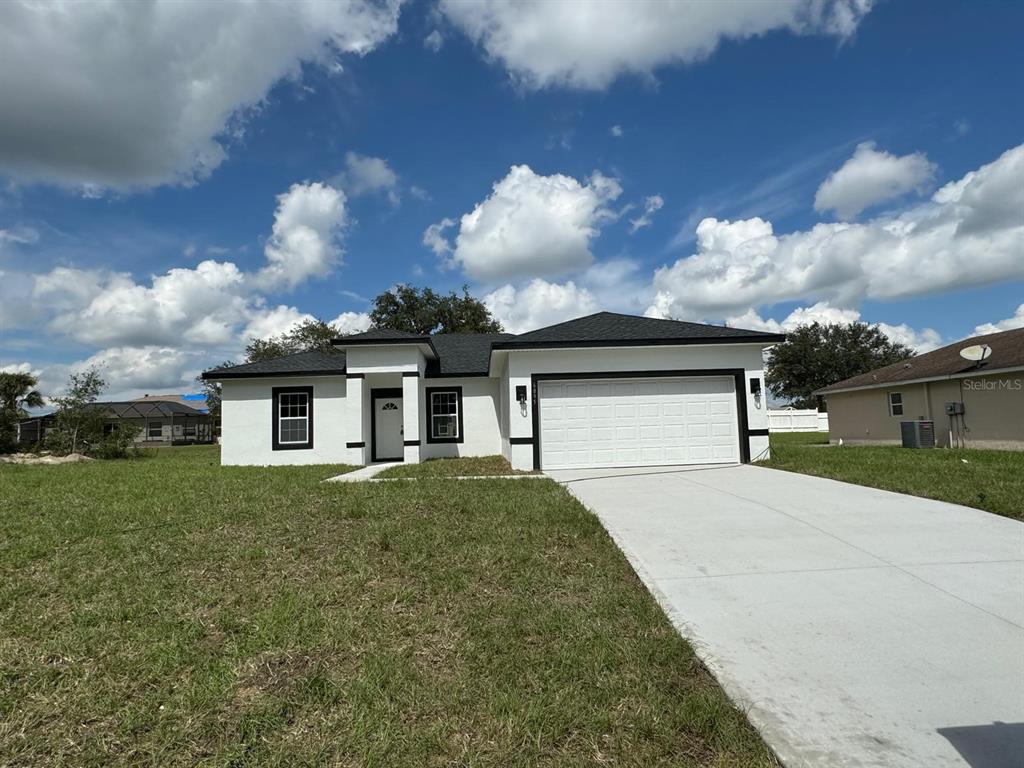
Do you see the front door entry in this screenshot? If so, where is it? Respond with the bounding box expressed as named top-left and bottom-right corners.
top-left (372, 389), bottom-right (404, 461)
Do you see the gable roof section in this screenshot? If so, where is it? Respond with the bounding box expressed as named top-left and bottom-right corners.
top-left (336, 327), bottom-right (428, 343)
top-left (491, 311), bottom-right (785, 349)
top-left (427, 333), bottom-right (516, 376)
top-left (817, 327), bottom-right (1024, 394)
top-left (201, 350), bottom-right (347, 380)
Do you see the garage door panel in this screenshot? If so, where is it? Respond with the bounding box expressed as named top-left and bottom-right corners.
top-left (639, 424), bottom-right (662, 439)
top-left (539, 376), bottom-right (739, 470)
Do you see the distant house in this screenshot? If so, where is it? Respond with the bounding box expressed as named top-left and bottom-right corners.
top-left (15, 394), bottom-right (214, 447)
top-left (816, 327), bottom-right (1024, 450)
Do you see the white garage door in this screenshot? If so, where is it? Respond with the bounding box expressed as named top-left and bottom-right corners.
top-left (539, 376), bottom-right (740, 470)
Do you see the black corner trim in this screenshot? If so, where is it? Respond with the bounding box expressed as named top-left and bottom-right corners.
top-left (271, 386), bottom-right (314, 451)
top-left (746, 428), bottom-right (770, 437)
top-left (402, 371), bottom-right (420, 378)
top-left (346, 372), bottom-right (365, 379)
top-left (509, 436), bottom-right (534, 445)
top-left (346, 441), bottom-right (365, 448)
top-left (424, 385), bottom-right (465, 444)
top-left (403, 439), bottom-right (420, 446)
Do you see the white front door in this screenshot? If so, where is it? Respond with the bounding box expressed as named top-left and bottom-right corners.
top-left (538, 376), bottom-right (739, 470)
top-left (373, 394), bottom-right (404, 461)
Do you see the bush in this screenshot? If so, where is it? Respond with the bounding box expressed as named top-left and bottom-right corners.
top-left (90, 424), bottom-right (143, 460)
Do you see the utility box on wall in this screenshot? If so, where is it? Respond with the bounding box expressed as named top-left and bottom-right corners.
top-left (944, 401), bottom-right (965, 415)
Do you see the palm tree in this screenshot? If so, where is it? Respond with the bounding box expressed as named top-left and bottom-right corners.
top-left (0, 371), bottom-right (45, 450)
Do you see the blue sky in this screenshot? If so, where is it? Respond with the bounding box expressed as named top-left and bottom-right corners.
top-left (0, 0), bottom-right (1021, 397)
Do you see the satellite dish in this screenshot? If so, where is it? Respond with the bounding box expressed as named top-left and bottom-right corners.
top-left (959, 344), bottom-right (992, 362)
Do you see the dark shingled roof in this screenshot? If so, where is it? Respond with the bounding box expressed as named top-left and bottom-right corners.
top-left (427, 333), bottom-right (516, 377)
top-left (818, 327), bottom-right (1024, 394)
top-left (201, 350), bottom-right (347, 380)
top-left (491, 311), bottom-right (785, 349)
top-left (204, 312), bottom-right (783, 379)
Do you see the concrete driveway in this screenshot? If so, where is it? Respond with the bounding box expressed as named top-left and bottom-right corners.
top-left (547, 464), bottom-right (1024, 768)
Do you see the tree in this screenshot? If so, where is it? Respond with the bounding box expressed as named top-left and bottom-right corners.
top-left (0, 371), bottom-right (45, 452)
top-left (766, 322), bottom-right (913, 409)
top-left (196, 360), bottom-right (234, 436)
top-left (47, 368), bottom-right (107, 455)
top-left (245, 319), bottom-right (338, 362)
top-left (369, 285), bottom-right (503, 334)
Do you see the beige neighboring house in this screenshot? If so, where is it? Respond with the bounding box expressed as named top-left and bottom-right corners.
top-left (816, 327), bottom-right (1024, 450)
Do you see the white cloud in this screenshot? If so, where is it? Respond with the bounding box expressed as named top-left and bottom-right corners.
top-left (0, 361), bottom-right (36, 375)
top-left (447, 164), bottom-right (622, 281)
top-left (72, 345), bottom-right (197, 397)
top-left (0, 0), bottom-right (402, 191)
top-left (629, 194), bottom-right (664, 233)
top-left (974, 305), bottom-right (1024, 335)
top-left (48, 259), bottom-right (251, 348)
top-left (814, 141), bottom-right (937, 219)
top-left (422, 217), bottom-right (456, 259)
top-left (424, 30), bottom-right (444, 52)
top-left (336, 152), bottom-right (400, 205)
top-left (22, 181), bottom-right (346, 353)
top-left (10, 174), bottom-right (368, 399)
top-left (725, 302), bottom-right (942, 353)
top-left (0, 226), bottom-right (39, 246)
top-left (241, 305), bottom-right (315, 344)
top-left (484, 279), bottom-right (598, 334)
top-left (648, 143), bottom-right (1024, 322)
top-left (256, 182), bottom-right (348, 290)
top-left (610, 125), bottom-right (624, 138)
top-left (441, 0), bottom-right (872, 90)
top-left (876, 322), bottom-right (943, 353)
top-left (330, 311), bottom-right (372, 335)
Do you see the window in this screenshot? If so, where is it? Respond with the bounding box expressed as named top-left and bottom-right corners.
top-left (272, 386), bottom-right (314, 450)
top-left (148, 421), bottom-right (162, 438)
top-left (888, 392), bottom-right (903, 417)
top-left (184, 423), bottom-right (196, 437)
top-left (426, 387), bottom-right (463, 443)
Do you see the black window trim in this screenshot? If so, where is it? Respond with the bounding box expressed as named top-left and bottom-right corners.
top-left (888, 391), bottom-right (903, 417)
top-left (272, 386), bottom-right (314, 451)
top-left (425, 386), bottom-right (464, 444)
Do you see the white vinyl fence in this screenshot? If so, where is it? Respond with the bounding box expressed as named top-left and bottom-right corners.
top-left (767, 409), bottom-right (829, 433)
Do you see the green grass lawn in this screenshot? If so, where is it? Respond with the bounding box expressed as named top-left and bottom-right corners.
top-left (0, 446), bottom-right (774, 767)
top-left (376, 454), bottom-right (536, 478)
top-left (764, 433), bottom-right (1024, 520)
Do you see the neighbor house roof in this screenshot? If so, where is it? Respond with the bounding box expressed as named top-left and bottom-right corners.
top-left (202, 312), bottom-right (781, 380)
top-left (131, 393), bottom-right (209, 412)
top-left (201, 350), bottom-right (347, 380)
top-left (817, 327), bottom-right (1024, 395)
top-left (490, 311), bottom-right (785, 349)
top-left (91, 401), bottom-right (209, 418)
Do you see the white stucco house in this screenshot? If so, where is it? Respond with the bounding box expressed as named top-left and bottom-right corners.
top-left (202, 312), bottom-right (784, 471)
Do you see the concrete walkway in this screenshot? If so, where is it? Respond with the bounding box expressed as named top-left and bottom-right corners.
top-left (325, 462), bottom-right (401, 482)
top-left (547, 464), bottom-right (1024, 768)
